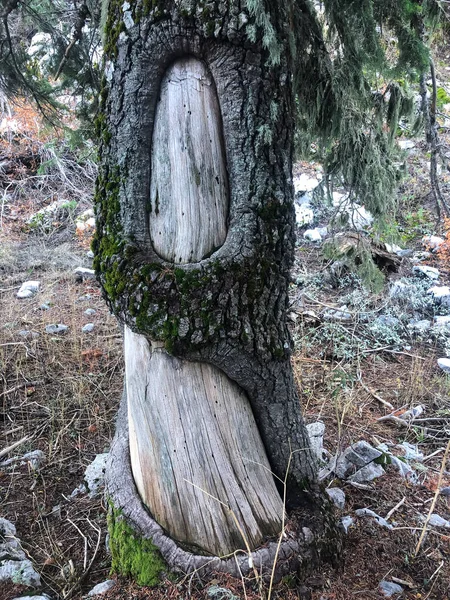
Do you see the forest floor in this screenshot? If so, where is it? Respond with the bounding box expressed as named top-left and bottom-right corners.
top-left (1, 47), bottom-right (450, 600)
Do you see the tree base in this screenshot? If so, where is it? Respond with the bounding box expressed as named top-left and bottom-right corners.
top-left (105, 390), bottom-right (343, 584)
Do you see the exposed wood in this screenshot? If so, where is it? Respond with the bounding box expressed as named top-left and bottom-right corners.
top-left (106, 388), bottom-right (325, 580)
top-left (125, 326), bottom-right (283, 556)
top-left (149, 57), bottom-right (229, 264)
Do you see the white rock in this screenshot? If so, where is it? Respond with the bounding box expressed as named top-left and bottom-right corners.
top-left (306, 422), bottom-right (325, 460)
top-left (379, 580), bottom-right (404, 597)
top-left (408, 319), bottom-right (431, 334)
top-left (434, 316), bottom-right (450, 328)
top-left (84, 308), bottom-right (96, 316)
top-left (348, 462), bottom-right (385, 484)
top-left (74, 267), bottom-right (96, 282)
top-left (419, 513), bottom-right (450, 528)
top-left (344, 441), bottom-right (382, 466)
top-left (82, 323), bottom-right (95, 333)
top-left (355, 508), bottom-right (392, 529)
top-left (86, 250), bottom-right (95, 259)
top-left (295, 203), bottom-right (314, 226)
top-left (398, 139), bottom-right (416, 150)
top-left (17, 281), bottom-right (40, 299)
top-left (398, 442), bottom-right (423, 461)
top-left (341, 516), bottom-right (354, 533)
top-left (83, 453), bottom-right (108, 498)
top-left (384, 243), bottom-right (403, 254)
top-left (0, 559), bottom-right (41, 587)
top-left (412, 265), bottom-right (440, 280)
top-left (293, 173), bottom-right (321, 193)
top-left (326, 487), bottom-right (346, 509)
top-left (87, 580), bottom-right (116, 596)
top-left (400, 405), bottom-right (424, 420)
top-left (422, 235), bottom-right (445, 250)
top-left (438, 358), bottom-right (450, 373)
top-left (304, 228), bottom-right (323, 242)
top-left (11, 596), bottom-right (51, 600)
top-left (427, 285), bottom-right (450, 306)
top-left (45, 324), bottom-right (68, 335)
top-left (323, 305), bottom-right (352, 321)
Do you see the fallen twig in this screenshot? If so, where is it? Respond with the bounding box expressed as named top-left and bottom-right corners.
top-left (0, 435), bottom-right (31, 460)
top-left (357, 373), bottom-right (394, 410)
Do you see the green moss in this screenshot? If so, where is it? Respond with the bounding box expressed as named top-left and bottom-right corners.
top-left (108, 506), bottom-right (167, 587)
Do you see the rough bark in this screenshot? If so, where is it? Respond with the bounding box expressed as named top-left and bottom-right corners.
top-left (96, 0), bottom-right (341, 580)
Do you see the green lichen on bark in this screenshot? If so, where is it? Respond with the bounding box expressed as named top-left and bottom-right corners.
top-left (108, 505), bottom-right (168, 586)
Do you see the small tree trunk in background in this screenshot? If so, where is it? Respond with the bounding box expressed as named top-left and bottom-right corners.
top-left (95, 0), bottom-right (340, 582)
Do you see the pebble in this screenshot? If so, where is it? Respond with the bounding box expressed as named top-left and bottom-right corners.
top-left (437, 358), bottom-right (450, 373)
top-left (17, 281), bottom-right (40, 299)
top-left (412, 265), bottom-right (440, 279)
top-left (341, 516), bottom-right (354, 533)
top-left (427, 285), bottom-right (450, 305)
top-left (379, 580), bottom-right (404, 597)
top-left (434, 316), bottom-right (450, 328)
top-left (398, 139), bottom-right (416, 150)
top-left (304, 228), bottom-right (323, 242)
top-left (323, 305), bottom-right (352, 321)
top-left (427, 514), bottom-right (450, 528)
top-left (355, 508), bottom-right (393, 529)
top-left (84, 308), bottom-right (96, 316)
top-left (39, 302), bottom-right (51, 310)
top-left (74, 267), bottom-right (96, 282)
top-left (87, 580), bottom-right (116, 596)
top-left (0, 559), bottom-right (41, 587)
top-left (11, 596), bottom-right (51, 600)
top-left (440, 487), bottom-right (450, 496)
top-left (422, 235), bottom-right (445, 250)
top-left (306, 422), bottom-right (325, 460)
top-left (45, 324), bottom-right (68, 334)
top-left (326, 487), bottom-right (346, 509)
top-left (18, 330), bottom-right (39, 339)
top-left (348, 462), bottom-right (385, 484)
top-left (82, 323), bottom-right (95, 333)
top-left (86, 250), bottom-right (95, 259)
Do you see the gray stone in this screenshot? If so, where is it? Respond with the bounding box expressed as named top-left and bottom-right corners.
top-left (86, 250), bottom-right (95, 259)
top-left (207, 585), bottom-right (239, 600)
top-left (413, 265), bottom-right (440, 280)
top-left (344, 441), bottom-right (382, 467)
top-left (45, 324), bottom-right (68, 335)
top-left (422, 235), bottom-right (445, 250)
top-left (323, 305), bottom-right (352, 321)
top-left (348, 462), bottom-right (385, 484)
top-left (379, 580), bottom-right (404, 597)
top-left (74, 267), bottom-right (96, 282)
top-left (375, 316), bottom-right (400, 328)
top-left (18, 330), bottom-right (39, 339)
top-left (412, 251), bottom-right (432, 262)
top-left (427, 285), bottom-right (450, 305)
top-left (355, 508), bottom-right (393, 529)
top-left (304, 228), bottom-right (323, 242)
top-left (341, 516), bottom-right (354, 533)
top-left (398, 139), bottom-right (415, 150)
top-left (17, 281), bottom-right (40, 299)
top-left (0, 518), bottom-right (25, 562)
top-left (84, 308), bottom-right (96, 316)
top-left (87, 580), bottom-right (116, 596)
top-left (306, 422), bottom-right (325, 460)
top-left (21, 450), bottom-right (46, 470)
top-left (427, 514), bottom-right (450, 528)
top-left (293, 173), bottom-right (321, 194)
top-left (434, 315), bottom-right (450, 328)
top-left (82, 323), bottom-right (95, 333)
top-left (326, 487), bottom-right (345, 509)
top-left (396, 249), bottom-right (413, 257)
top-left (295, 203), bottom-right (314, 226)
top-left (438, 358), bottom-right (450, 373)
top-left (408, 319), bottom-right (431, 334)
top-left (11, 596), bottom-right (51, 600)
top-left (0, 559), bottom-right (41, 587)
top-left (39, 303), bottom-right (51, 310)
top-left (81, 453), bottom-right (108, 498)
top-left (440, 487), bottom-right (450, 496)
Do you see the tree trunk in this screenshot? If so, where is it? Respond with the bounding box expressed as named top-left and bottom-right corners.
top-left (95, 0), bottom-right (340, 583)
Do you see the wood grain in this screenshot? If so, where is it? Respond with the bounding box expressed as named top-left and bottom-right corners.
top-left (125, 326), bottom-right (283, 556)
top-left (149, 57), bottom-right (229, 264)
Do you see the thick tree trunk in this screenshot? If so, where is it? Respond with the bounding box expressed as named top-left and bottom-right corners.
top-left (95, 0), bottom-right (340, 582)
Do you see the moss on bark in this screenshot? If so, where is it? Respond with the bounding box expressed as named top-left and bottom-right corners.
top-left (108, 505), bottom-right (168, 586)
